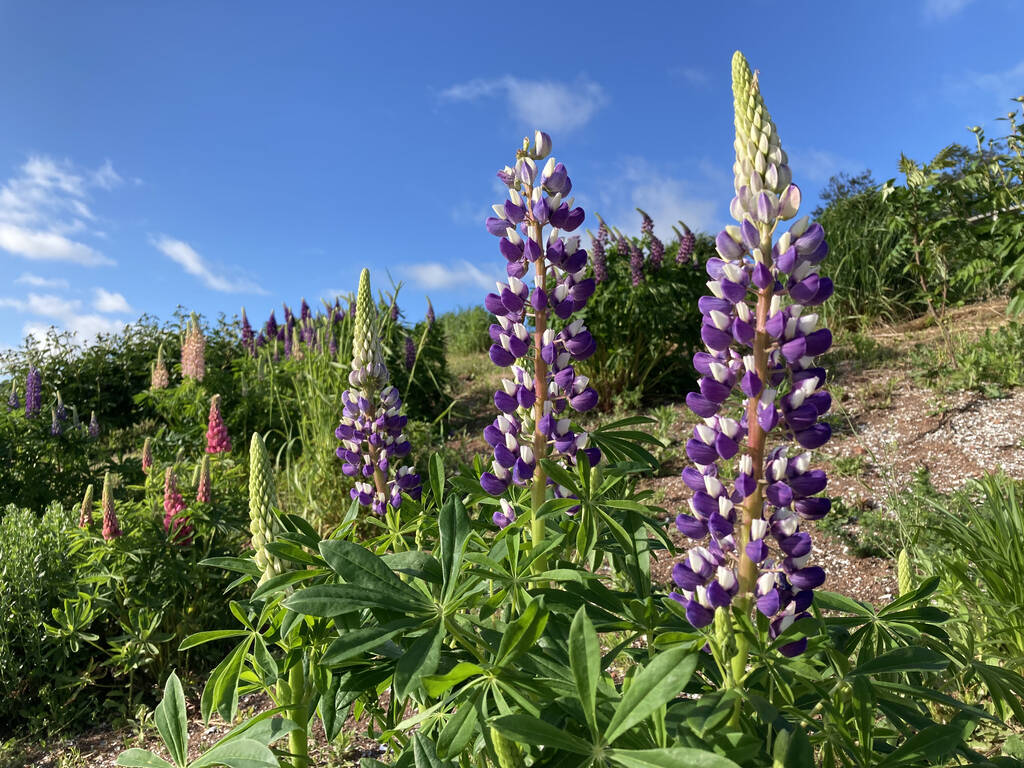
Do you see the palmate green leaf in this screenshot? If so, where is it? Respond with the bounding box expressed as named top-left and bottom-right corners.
top-left (849, 645), bottom-right (949, 676)
top-left (604, 645), bottom-right (698, 743)
top-left (264, 539), bottom-right (323, 567)
top-left (540, 458), bottom-right (581, 496)
top-left (178, 629), bottom-right (249, 651)
top-left (439, 496), bottom-right (469, 601)
top-left (423, 661), bottom-right (484, 697)
top-left (413, 731), bottom-right (453, 768)
top-left (154, 671), bottom-right (188, 767)
top-left (283, 583), bottom-right (429, 617)
top-left (606, 747), bottom-right (742, 768)
top-left (436, 688), bottom-right (483, 759)
top-left (875, 724), bottom-right (964, 767)
top-left (812, 589), bottom-right (874, 617)
top-left (394, 622), bottom-right (444, 700)
top-left (319, 539), bottom-right (421, 602)
top-left (489, 714), bottom-right (593, 754)
top-left (190, 737), bottom-right (279, 768)
top-left (495, 599), bottom-right (548, 666)
top-left (322, 618), bottom-right (421, 665)
top-left (200, 637), bottom-right (252, 724)
top-left (115, 750), bottom-right (175, 768)
top-left (382, 550), bottom-right (443, 583)
top-left (429, 453), bottom-right (445, 508)
top-left (569, 606), bottom-right (601, 738)
top-left (249, 567), bottom-right (325, 600)
top-left (212, 711), bottom-right (298, 747)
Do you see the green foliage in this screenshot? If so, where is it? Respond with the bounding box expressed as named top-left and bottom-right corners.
top-left (908, 321), bottom-right (1024, 395)
top-left (576, 224), bottom-right (711, 408)
top-left (440, 305), bottom-right (493, 356)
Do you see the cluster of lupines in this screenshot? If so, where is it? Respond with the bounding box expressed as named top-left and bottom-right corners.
top-left (151, 345), bottom-right (170, 390)
top-left (205, 394), bottom-right (232, 453)
top-left (197, 455), bottom-right (212, 503)
top-left (639, 209), bottom-right (664, 270)
top-left (335, 269), bottom-right (422, 514)
top-left (163, 467), bottom-right (193, 545)
top-left (480, 131), bottom-right (601, 502)
top-left (670, 52), bottom-right (833, 657)
top-left (674, 223), bottom-right (696, 264)
top-left (25, 366), bottom-right (41, 417)
top-left (101, 472), bottom-right (121, 541)
top-left (181, 314), bottom-right (206, 381)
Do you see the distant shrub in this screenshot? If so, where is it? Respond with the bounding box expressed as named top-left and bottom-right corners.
top-left (440, 305), bottom-right (493, 356)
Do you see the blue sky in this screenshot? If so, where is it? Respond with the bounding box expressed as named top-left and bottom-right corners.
top-left (1, 0), bottom-right (1022, 349)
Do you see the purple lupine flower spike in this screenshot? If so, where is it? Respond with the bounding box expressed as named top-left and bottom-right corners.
top-left (55, 391), bottom-right (67, 422)
top-left (25, 366), bottom-right (41, 418)
top-left (590, 217), bottom-right (608, 284)
top-left (241, 308), bottom-right (255, 356)
top-left (389, 301), bottom-right (399, 322)
top-left (50, 408), bottom-right (61, 436)
top-left (404, 334), bottom-right (416, 371)
top-left (426, 298), bottom-right (435, 327)
top-left (628, 236), bottom-right (644, 286)
top-left (265, 310), bottom-right (278, 338)
top-left (670, 52), bottom-right (832, 657)
top-left (638, 209), bottom-right (664, 271)
top-left (88, 411), bottom-right (100, 438)
top-left (479, 132), bottom-right (600, 506)
top-left (335, 269), bottom-right (422, 514)
top-left (7, 384), bottom-right (18, 411)
top-left (676, 222), bottom-right (696, 264)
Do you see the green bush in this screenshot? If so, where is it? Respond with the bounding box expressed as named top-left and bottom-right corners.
top-left (439, 304), bottom-right (493, 356)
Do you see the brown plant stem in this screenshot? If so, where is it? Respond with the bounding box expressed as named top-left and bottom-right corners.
top-left (530, 217), bottom-right (550, 577)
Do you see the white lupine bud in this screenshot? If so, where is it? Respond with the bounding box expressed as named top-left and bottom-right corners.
top-left (497, 415), bottom-right (513, 432)
top-left (708, 280), bottom-right (725, 299)
top-left (497, 315), bottom-right (512, 330)
top-left (725, 224), bottom-right (742, 241)
top-left (743, 355), bottom-right (756, 372)
top-left (784, 317), bottom-right (798, 339)
top-left (738, 455), bottom-right (753, 474)
top-left (530, 186), bottom-right (542, 204)
top-left (502, 378), bottom-right (516, 395)
top-left (508, 276), bottom-right (525, 294)
top-left (704, 475), bottom-right (724, 496)
top-left (765, 163), bottom-right (779, 191)
top-left (513, 323), bottom-right (528, 341)
top-left (793, 453), bottom-right (811, 473)
top-left (757, 571), bottom-right (776, 594)
top-left (509, 188), bottom-right (523, 206)
top-left (754, 152), bottom-right (767, 175)
top-left (772, 457), bottom-right (788, 479)
top-left (554, 283), bottom-right (569, 302)
top-left (717, 567), bottom-right (737, 590)
top-left (730, 196), bottom-right (745, 220)
top-left (749, 172), bottom-right (763, 193)
top-left (548, 193), bottom-right (562, 211)
top-left (790, 215), bottom-right (810, 238)
top-left (770, 294), bottom-right (782, 315)
top-left (790, 388), bottom-right (806, 408)
top-left (709, 310), bottom-right (731, 331)
top-left (735, 302), bottom-right (751, 323)
top-left (499, 335), bottom-right (512, 351)
top-left (696, 585), bottom-right (711, 607)
top-left (719, 418), bottom-right (740, 438)
top-left (709, 361), bottom-right (730, 382)
top-left (695, 424), bottom-right (716, 444)
top-left (542, 156), bottom-right (556, 179)
top-left (751, 518), bottom-right (769, 540)
top-left (800, 378), bottom-right (818, 397)
top-left (492, 462), bottom-right (509, 480)
top-left (492, 203), bottom-right (507, 219)
top-left (542, 328), bottom-right (556, 344)
top-left (780, 515), bottom-right (800, 537)
top-left (506, 227), bottom-right (522, 245)
top-left (500, 498), bottom-right (515, 516)
top-left (564, 235), bottom-right (579, 252)
top-left (790, 304), bottom-right (804, 318)
top-left (718, 496), bottom-right (733, 516)
top-left (798, 314), bottom-right (818, 334)
top-left (520, 445), bottom-right (534, 463)
top-left (777, 231), bottom-right (792, 254)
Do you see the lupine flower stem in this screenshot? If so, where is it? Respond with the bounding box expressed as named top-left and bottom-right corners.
top-left (530, 220), bottom-right (550, 572)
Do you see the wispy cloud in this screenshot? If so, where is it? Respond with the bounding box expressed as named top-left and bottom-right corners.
top-left (93, 287), bottom-right (133, 314)
top-left (787, 147), bottom-right (861, 185)
top-left (0, 291), bottom-right (127, 343)
top-left (152, 236), bottom-right (266, 294)
top-left (440, 75), bottom-right (607, 133)
top-left (403, 260), bottom-right (501, 292)
top-left (923, 0), bottom-right (974, 19)
top-left (15, 272), bottom-right (70, 290)
top-left (671, 66), bottom-right (711, 87)
top-left (0, 155), bottom-right (124, 266)
top-left (947, 59), bottom-right (1024, 105)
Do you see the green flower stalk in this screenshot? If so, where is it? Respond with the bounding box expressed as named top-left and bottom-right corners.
top-left (79, 484), bottom-right (94, 529)
top-left (248, 432), bottom-right (286, 585)
top-left (141, 437), bottom-right (154, 474)
top-left (197, 454), bottom-right (212, 503)
top-left (897, 549), bottom-right (912, 596)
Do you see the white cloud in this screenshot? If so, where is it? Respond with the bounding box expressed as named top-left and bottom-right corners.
top-left (440, 75), bottom-right (607, 133)
top-left (598, 157), bottom-right (721, 239)
top-left (0, 291), bottom-right (127, 344)
top-left (403, 260), bottom-right (502, 291)
top-left (0, 222), bottom-right (111, 265)
top-left (93, 288), bottom-right (132, 314)
top-left (673, 67), bottom-right (710, 87)
top-left (14, 273), bottom-right (70, 290)
top-left (0, 155), bottom-right (125, 266)
top-left (152, 236), bottom-right (266, 294)
top-left (923, 0), bottom-right (974, 19)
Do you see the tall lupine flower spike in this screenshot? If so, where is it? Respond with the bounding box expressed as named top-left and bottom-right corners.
top-left (197, 455), bottom-right (212, 503)
top-left (7, 383), bottom-right (18, 411)
top-left (141, 437), bottom-right (154, 474)
top-left (628, 236), bottom-right (644, 286)
top-left (638, 209), bottom-right (664, 271)
top-left (101, 472), bottom-right (122, 540)
top-left (79, 484), bottom-right (94, 529)
top-left (249, 432), bottom-right (287, 585)
top-left (206, 394), bottom-right (232, 453)
top-left (163, 467), bottom-right (193, 545)
top-left (151, 345), bottom-right (170, 390)
top-left (426, 298), bottom-right (436, 327)
top-left (589, 216), bottom-right (609, 284)
top-left (55, 391), bottom-right (67, 422)
top-left (675, 222), bottom-right (696, 264)
top-left (480, 130), bottom-right (600, 530)
top-left (241, 308), bottom-right (255, 356)
top-left (670, 51), bottom-right (833, 659)
top-left (181, 313), bottom-right (206, 381)
top-left (404, 334), bottom-right (416, 371)
top-left (389, 300), bottom-right (399, 322)
top-left (25, 366), bottom-right (41, 417)
top-left (88, 411), bottom-right (100, 438)
top-left (335, 269), bottom-right (422, 514)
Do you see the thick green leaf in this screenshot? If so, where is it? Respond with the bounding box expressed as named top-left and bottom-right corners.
top-left (436, 689), bottom-right (482, 759)
top-left (322, 619), bottom-right (421, 665)
top-left (250, 568), bottom-right (324, 600)
top-left (154, 671), bottom-right (188, 767)
top-left (214, 713), bottom-right (297, 747)
top-left (283, 583), bottom-right (427, 616)
top-left (813, 590), bottom-right (874, 616)
top-left (115, 750), bottom-right (175, 768)
top-left (489, 714), bottom-right (592, 754)
top-left (319, 539), bottom-right (420, 603)
top-left (264, 540), bottom-right (323, 567)
top-left (412, 732), bottom-right (451, 768)
top-left (382, 551), bottom-right (443, 583)
top-left (607, 747), bottom-right (742, 768)
top-left (876, 724), bottom-right (964, 767)
top-left (394, 623), bottom-right (444, 700)
top-left (495, 599), bottom-right (548, 666)
top-left (423, 661), bottom-right (484, 697)
top-left (201, 638), bottom-right (251, 724)
top-left (429, 453), bottom-right (445, 507)
top-left (439, 496), bottom-right (469, 601)
top-left (849, 646), bottom-right (949, 676)
top-left (178, 629), bottom-right (248, 651)
top-left (605, 645), bottom-right (698, 743)
top-left (251, 634), bottom-right (279, 687)
top-left (191, 737), bottom-right (279, 768)
top-left (569, 606), bottom-right (600, 738)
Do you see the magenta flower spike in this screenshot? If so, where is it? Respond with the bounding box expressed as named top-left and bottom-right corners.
top-left (163, 467), bottom-right (193, 545)
top-left (480, 131), bottom-right (600, 523)
top-left (197, 455), bottom-right (212, 503)
top-left (205, 394), bottom-right (232, 454)
top-left (101, 472), bottom-right (122, 540)
top-left (670, 52), bottom-right (833, 658)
